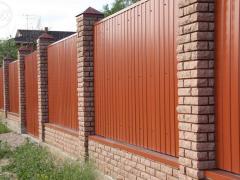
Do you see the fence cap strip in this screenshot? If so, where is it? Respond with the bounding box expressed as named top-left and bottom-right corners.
top-left (95, 0), bottom-right (149, 25)
top-left (25, 51), bottom-right (37, 59)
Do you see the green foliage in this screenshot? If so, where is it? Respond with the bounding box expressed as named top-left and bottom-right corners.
top-left (0, 142), bottom-right (12, 159)
top-left (0, 123), bottom-right (10, 134)
top-left (0, 39), bottom-right (18, 66)
top-left (4, 142), bottom-right (96, 180)
top-left (103, 0), bottom-right (140, 17)
top-left (5, 142), bottom-right (55, 179)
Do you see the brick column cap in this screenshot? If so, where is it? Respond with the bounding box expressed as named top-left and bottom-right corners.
top-left (3, 57), bottom-right (14, 62)
top-left (76, 7), bottom-right (104, 17)
top-left (38, 32), bottom-right (54, 40)
top-left (19, 46), bottom-right (32, 53)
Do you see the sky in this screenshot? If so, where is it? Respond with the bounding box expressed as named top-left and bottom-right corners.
top-left (0, 0), bottom-right (114, 39)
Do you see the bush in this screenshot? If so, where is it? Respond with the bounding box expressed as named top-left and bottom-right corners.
top-left (0, 123), bottom-right (10, 134)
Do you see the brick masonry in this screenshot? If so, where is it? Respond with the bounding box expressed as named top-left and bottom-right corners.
top-left (76, 7), bottom-right (104, 160)
top-left (89, 139), bottom-right (179, 180)
top-left (1, 114), bottom-right (21, 133)
top-left (18, 47), bottom-right (32, 134)
top-left (37, 33), bottom-right (54, 141)
top-left (44, 124), bottom-right (81, 157)
top-left (177, 0), bottom-right (215, 179)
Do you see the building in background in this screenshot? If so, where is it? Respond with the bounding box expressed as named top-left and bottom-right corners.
top-left (14, 27), bottom-right (75, 47)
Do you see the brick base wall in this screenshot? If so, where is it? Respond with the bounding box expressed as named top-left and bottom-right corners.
top-left (44, 124), bottom-right (80, 157)
top-left (89, 139), bottom-right (179, 180)
top-left (0, 110), bottom-right (4, 119)
top-left (3, 114), bottom-right (21, 133)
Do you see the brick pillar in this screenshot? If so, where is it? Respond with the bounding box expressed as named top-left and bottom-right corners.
top-left (18, 47), bottom-right (32, 133)
top-left (76, 7), bottom-right (104, 160)
top-left (37, 33), bottom-right (54, 141)
top-left (3, 58), bottom-right (11, 118)
top-left (177, 1), bottom-right (215, 179)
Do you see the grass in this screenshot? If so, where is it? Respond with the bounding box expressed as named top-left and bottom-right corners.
top-left (0, 122), bottom-right (10, 134)
top-left (0, 141), bottom-right (96, 180)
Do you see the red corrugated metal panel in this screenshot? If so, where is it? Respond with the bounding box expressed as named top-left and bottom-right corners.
top-left (25, 51), bottom-right (38, 137)
top-left (8, 61), bottom-right (19, 114)
top-left (0, 68), bottom-right (4, 109)
top-left (216, 0), bottom-right (240, 174)
top-left (48, 34), bottom-right (78, 130)
top-left (94, 0), bottom-right (178, 157)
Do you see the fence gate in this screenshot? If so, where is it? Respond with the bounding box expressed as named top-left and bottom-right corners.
top-left (25, 52), bottom-right (38, 137)
top-left (216, 0), bottom-right (240, 174)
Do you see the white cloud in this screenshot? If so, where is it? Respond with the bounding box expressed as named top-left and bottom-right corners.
top-left (0, 0), bottom-right (114, 39)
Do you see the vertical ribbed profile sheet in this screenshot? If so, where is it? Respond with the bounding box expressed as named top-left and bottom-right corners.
top-left (216, 0), bottom-right (240, 174)
top-left (8, 61), bottom-right (19, 114)
top-left (48, 34), bottom-right (78, 130)
top-left (25, 51), bottom-right (38, 137)
top-left (94, 0), bottom-right (178, 157)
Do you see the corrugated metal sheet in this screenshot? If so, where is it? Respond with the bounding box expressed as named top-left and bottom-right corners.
top-left (48, 34), bottom-right (78, 130)
top-left (8, 61), bottom-right (19, 114)
top-left (0, 68), bottom-right (4, 109)
top-left (25, 51), bottom-right (38, 137)
top-left (216, 0), bottom-right (240, 174)
top-left (94, 0), bottom-right (178, 157)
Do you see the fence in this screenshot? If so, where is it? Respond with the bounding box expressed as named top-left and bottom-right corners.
top-left (94, 0), bottom-right (178, 157)
top-left (0, 1), bottom-right (240, 179)
top-left (216, 0), bottom-right (240, 174)
top-left (48, 34), bottom-right (78, 130)
top-left (25, 51), bottom-right (38, 137)
top-left (8, 61), bottom-right (19, 114)
top-left (0, 68), bottom-right (3, 109)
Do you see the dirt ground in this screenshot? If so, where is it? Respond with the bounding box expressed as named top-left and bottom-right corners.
top-left (0, 133), bottom-right (26, 149)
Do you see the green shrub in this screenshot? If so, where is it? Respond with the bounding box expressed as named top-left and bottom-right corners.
top-left (0, 123), bottom-right (10, 134)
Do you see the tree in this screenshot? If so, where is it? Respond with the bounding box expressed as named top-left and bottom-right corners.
top-left (0, 39), bottom-right (18, 65)
top-left (103, 0), bottom-right (140, 17)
